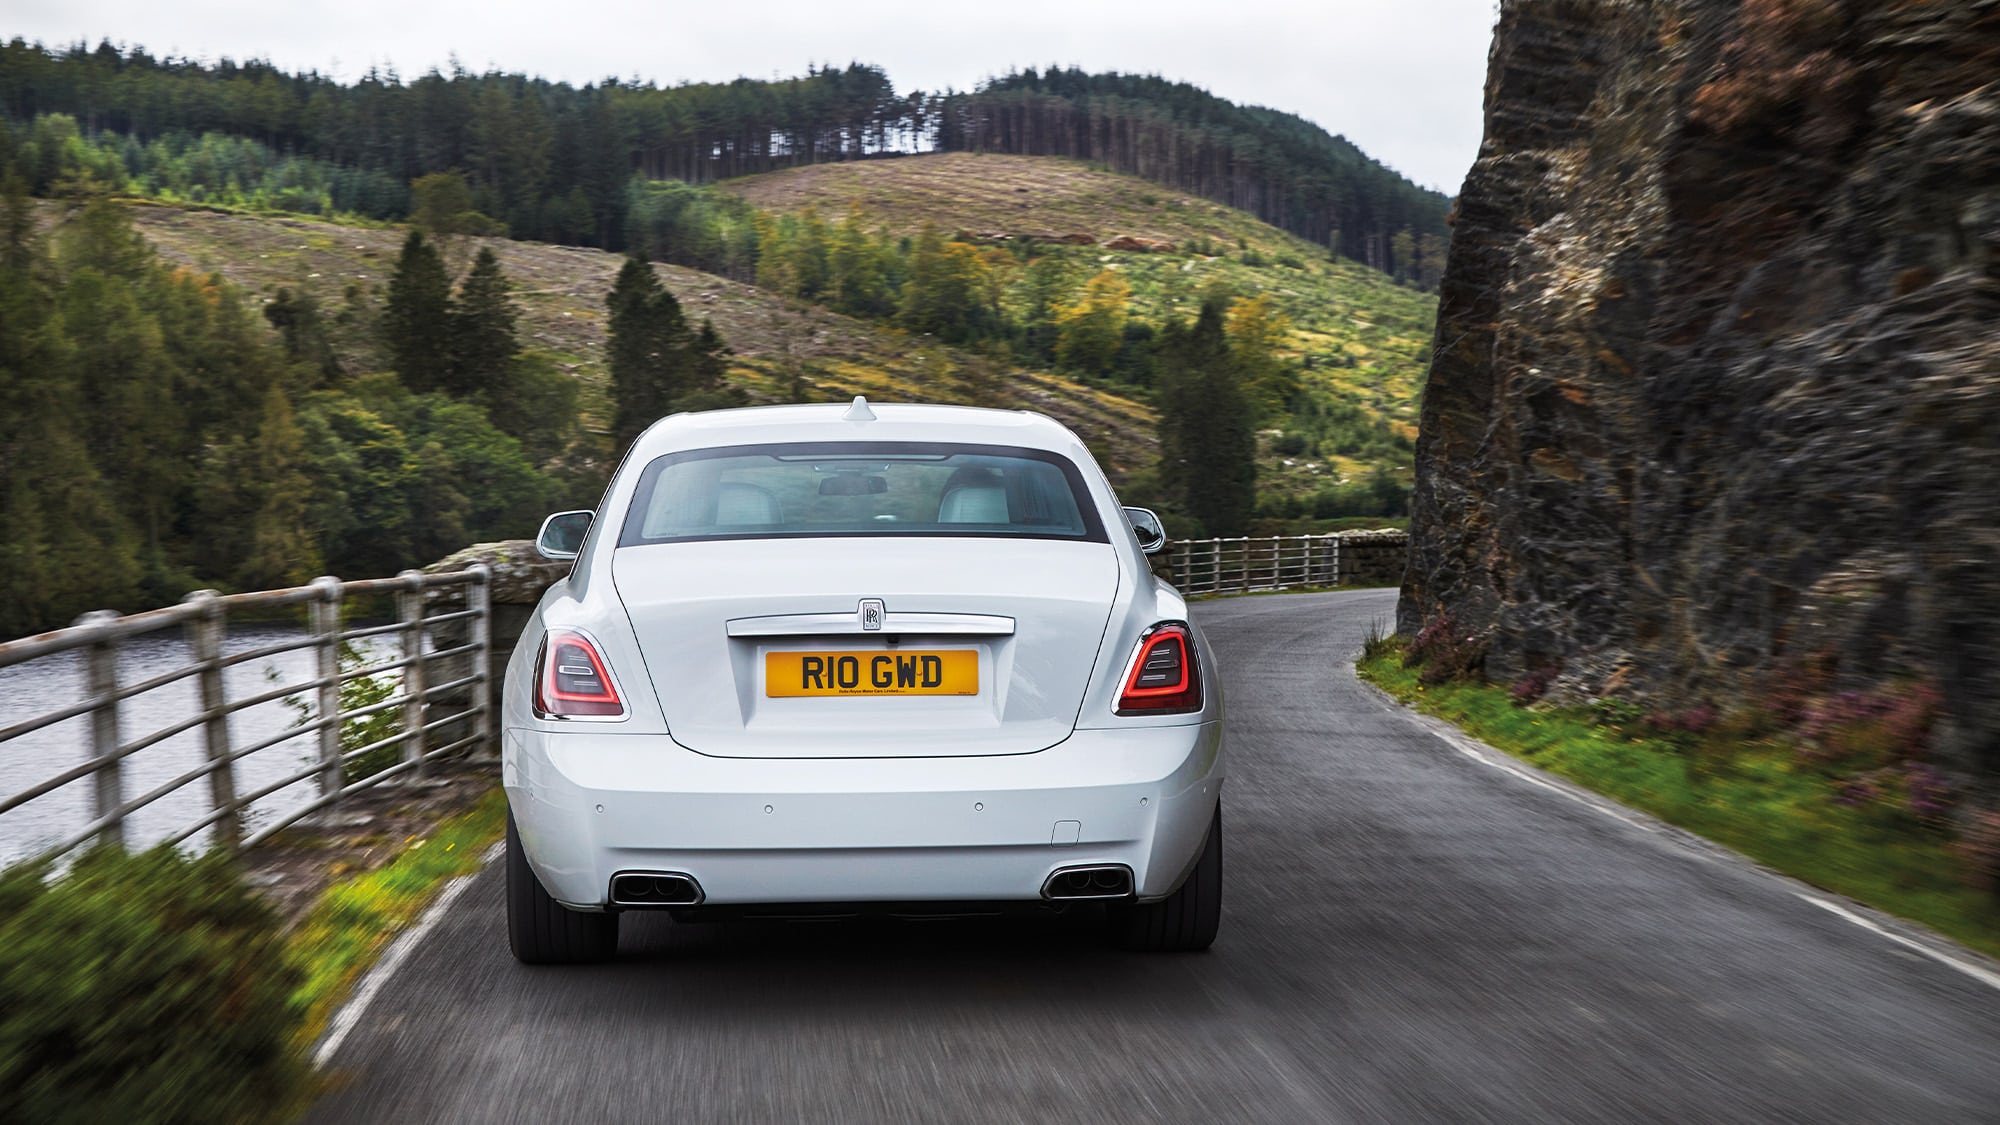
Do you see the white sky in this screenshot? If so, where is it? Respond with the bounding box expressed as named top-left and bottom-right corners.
top-left (7, 0), bottom-right (1499, 193)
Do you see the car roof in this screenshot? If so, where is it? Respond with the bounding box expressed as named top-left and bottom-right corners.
top-left (629, 399), bottom-right (1090, 460)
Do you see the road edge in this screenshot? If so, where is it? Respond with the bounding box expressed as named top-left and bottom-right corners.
top-left (310, 841), bottom-right (505, 1069)
top-left (1354, 673), bottom-right (2000, 995)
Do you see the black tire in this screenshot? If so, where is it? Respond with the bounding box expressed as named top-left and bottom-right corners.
top-left (1111, 803), bottom-right (1222, 952)
top-left (506, 810), bottom-right (618, 964)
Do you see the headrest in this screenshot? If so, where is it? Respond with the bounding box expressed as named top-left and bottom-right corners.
top-left (938, 486), bottom-right (1009, 524)
top-left (714, 482), bottom-right (782, 526)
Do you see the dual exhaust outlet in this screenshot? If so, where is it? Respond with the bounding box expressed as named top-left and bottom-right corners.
top-left (615, 865), bottom-right (1133, 906)
top-left (1041, 864), bottom-right (1135, 901)
top-left (610, 871), bottom-right (704, 907)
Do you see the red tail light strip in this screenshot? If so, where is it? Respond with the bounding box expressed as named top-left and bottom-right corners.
top-left (534, 629), bottom-right (626, 719)
top-left (1116, 622), bottom-right (1203, 715)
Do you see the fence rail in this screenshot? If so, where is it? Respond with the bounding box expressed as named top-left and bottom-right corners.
top-left (1160, 533), bottom-right (1405, 596)
top-left (0, 567), bottom-right (492, 870)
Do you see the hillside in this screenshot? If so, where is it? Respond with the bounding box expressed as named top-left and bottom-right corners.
top-left (723, 154), bottom-right (1438, 512)
top-left (3, 45), bottom-right (1445, 284)
top-left (724, 153), bottom-right (1324, 256)
top-left (934, 68), bottom-right (1452, 282)
top-left (118, 202), bottom-right (1160, 479)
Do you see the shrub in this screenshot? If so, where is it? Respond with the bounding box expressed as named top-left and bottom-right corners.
top-left (0, 847), bottom-right (312, 1124)
top-left (1511, 665), bottom-right (1559, 704)
top-left (1405, 610), bottom-right (1487, 685)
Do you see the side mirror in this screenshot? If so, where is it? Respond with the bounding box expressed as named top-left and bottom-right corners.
top-left (535, 510), bottom-right (594, 561)
top-left (1123, 507), bottom-right (1167, 555)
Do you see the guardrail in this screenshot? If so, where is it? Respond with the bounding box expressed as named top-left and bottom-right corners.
top-left (1160, 532), bottom-right (1406, 596)
top-left (0, 567), bottom-right (492, 870)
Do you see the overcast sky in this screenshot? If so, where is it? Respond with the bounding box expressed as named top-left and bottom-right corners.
top-left (8, 0), bottom-right (1498, 192)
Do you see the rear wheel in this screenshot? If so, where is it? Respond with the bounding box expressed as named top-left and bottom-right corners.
top-left (1111, 804), bottom-right (1222, 952)
top-left (507, 811), bottom-right (618, 964)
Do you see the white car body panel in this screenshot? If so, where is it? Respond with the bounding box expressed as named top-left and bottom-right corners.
top-left (612, 538), bottom-right (1119, 758)
top-left (503, 401), bottom-right (1223, 907)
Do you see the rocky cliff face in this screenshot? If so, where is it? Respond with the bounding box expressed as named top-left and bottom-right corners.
top-left (1402, 0), bottom-right (2000, 784)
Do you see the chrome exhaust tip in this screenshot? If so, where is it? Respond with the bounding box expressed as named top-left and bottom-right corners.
top-left (610, 871), bottom-right (704, 907)
top-left (1041, 864), bottom-right (1134, 900)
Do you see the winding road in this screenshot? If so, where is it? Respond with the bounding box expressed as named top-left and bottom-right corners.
top-left (307, 590), bottom-right (2000, 1123)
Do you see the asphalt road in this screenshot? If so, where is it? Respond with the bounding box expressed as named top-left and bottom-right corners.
top-left (308, 589), bottom-right (2000, 1124)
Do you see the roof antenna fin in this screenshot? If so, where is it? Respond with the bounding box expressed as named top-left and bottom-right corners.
top-left (842, 395), bottom-right (877, 422)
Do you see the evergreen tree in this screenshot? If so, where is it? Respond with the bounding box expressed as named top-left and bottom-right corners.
top-left (382, 230), bottom-right (454, 392)
top-left (1156, 297), bottom-right (1256, 537)
top-left (447, 246), bottom-right (518, 396)
top-left (263, 286), bottom-right (342, 385)
top-left (606, 255), bottom-right (690, 451)
top-left (787, 208), bottom-right (832, 302)
top-left (1018, 255), bottom-right (1072, 364)
top-left (243, 384), bottom-right (321, 587)
top-left (829, 206), bottom-right (892, 318)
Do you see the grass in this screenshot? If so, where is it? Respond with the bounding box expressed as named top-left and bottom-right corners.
top-left (1357, 641), bottom-right (2000, 960)
top-left (287, 788), bottom-right (507, 1047)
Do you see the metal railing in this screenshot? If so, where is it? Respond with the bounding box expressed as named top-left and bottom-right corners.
top-left (0, 567), bottom-right (492, 870)
top-left (1161, 534), bottom-right (1348, 596)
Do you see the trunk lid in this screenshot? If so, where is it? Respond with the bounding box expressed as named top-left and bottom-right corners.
top-left (611, 538), bottom-right (1121, 757)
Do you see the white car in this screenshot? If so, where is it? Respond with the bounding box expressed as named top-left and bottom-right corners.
top-left (501, 398), bottom-right (1224, 962)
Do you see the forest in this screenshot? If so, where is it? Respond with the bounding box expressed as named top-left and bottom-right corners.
top-left (0, 40), bottom-right (1434, 635)
top-left (0, 191), bottom-right (607, 636)
top-left (0, 40), bottom-right (1448, 285)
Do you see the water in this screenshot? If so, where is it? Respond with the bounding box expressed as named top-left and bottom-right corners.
top-left (0, 625), bottom-right (388, 866)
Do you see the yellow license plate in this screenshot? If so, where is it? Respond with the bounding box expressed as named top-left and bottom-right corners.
top-left (765, 650), bottom-right (978, 697)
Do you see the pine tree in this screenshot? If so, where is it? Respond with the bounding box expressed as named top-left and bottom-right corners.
top-left (1156, 297), bottom-right (1256, 537)
top-left (243, 384), bottom-right (322, 588)
top-left (606, 255), bottom-right (690, 451)
top-left (263, 286), bottom-right (343, 385)
top-left (382, 230), bottom-right (454, 392)
top-left (447, 247), bottom-right (518, 396)
top-left (830, 206), bottom-right (891, 318)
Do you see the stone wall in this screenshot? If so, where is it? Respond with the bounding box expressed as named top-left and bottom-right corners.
top-left (1401, 0), bottom-right (2000, 787)
top-left (1334, 530), bottom-right (1408, 588)
top-left (426, 540), bottom-right (570, 702)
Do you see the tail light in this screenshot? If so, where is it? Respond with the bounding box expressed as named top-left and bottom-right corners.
top-left (533, 629), bottom-right (626, 719)
top-left (1116, 622), bottom-right (1202, 715)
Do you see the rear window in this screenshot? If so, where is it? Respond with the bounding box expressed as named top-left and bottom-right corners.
top-left (617, 442), bottom-right (1108, 546)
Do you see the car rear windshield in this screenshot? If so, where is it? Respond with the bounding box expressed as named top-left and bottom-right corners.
top-left (617, 442), bottom-right (1108, 546)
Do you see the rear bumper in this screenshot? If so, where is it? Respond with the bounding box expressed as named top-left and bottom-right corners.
top-left (503, 722), bottom-right (1223, 908)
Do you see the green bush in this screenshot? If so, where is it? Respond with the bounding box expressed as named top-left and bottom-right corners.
top-left (0, 848), bottom-right (312, 1124)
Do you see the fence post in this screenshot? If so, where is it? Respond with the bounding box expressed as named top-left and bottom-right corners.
top-left (310, 576), bottom-right (344, 797)
top-left (1332, 533), bottom-right (1345, 587)
top-left (467, 564), bottom-right (494, 759)
top-left (398, 571), bottom-right (428, 778)
top-left (78, 611), bottom-right (125, 851)
top-left (186, 591), bottom-right (240, 849)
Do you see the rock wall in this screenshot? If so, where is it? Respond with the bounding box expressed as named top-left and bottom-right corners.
top-left (1402, 0), bottom-right (2000, 784)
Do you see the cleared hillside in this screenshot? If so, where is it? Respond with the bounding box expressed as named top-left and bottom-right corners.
top-left (119, 202), bottom-right (1158, 479)
top-left (722, 153), bottom-right (1322, 256)
top-left (724, 155), bottom-right (1438, 509)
